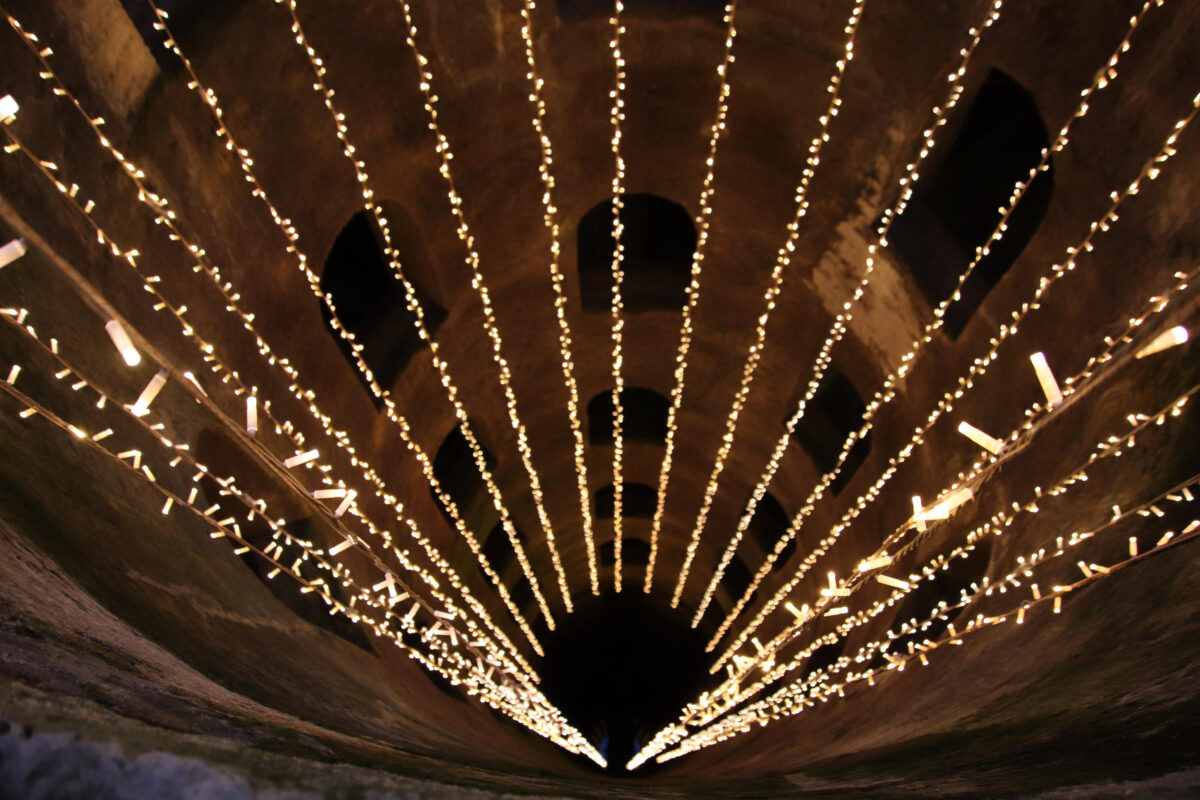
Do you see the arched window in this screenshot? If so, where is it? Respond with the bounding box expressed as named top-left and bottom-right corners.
top-left (430, 423), bottom-right (495, 529)
top-left (577, 194), bottom-right (696, 313)
top-left (320, 210), bottom-right (447, 405)
top-left (557, 0), bottom-right (727, 24)
top-left (789, 368), bottom-right (872, 496)
top-left (887, 69), bottom-right (1053, 337)
top-left (885, 540), bottom-right (992, 660)
top-left (480, 520), bottom-right (518, 583)
top-left (595, 483), bottom-right (657, 519)
top-left (195, 429), bottom-right (375, 654)
top-left (744, 492), bottom-right (798, 573)
top-left (722, 555), bottom-right (753, 606)
top-left (600, 538), bottom-right (651, 567)
top-left (588, 387), bottom-right (669, 445)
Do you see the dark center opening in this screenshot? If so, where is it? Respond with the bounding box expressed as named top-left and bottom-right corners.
top-left (539, 592), bottom-right (718, 773)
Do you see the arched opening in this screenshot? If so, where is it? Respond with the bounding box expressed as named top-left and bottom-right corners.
top-left (722, 555), bottom-right (754, 607)
top-left (577, 194), bottom-right (696, 313)
top-left (887, 69), bottom-right (1053, 337)
top-left (884, 539), bottom-right (993, 660)
top-left (600, 538), bottom-right (651, 567)
top-left (320, 210), bottom-right (447, 405)
top-left (194, 429), bottom-right (376, 654)
top-left (557, 0), bottom-right (728, 25)
top-left (479, 520), bottom-right (519, 583)
top-left (430, 423), bottom-right (495, 530)
top-left (789, 368), bottom-right (872, 496)
top-left (588, 387), bottom-right (669, 445)
top-left (595, 483), bottom-right (657, 519)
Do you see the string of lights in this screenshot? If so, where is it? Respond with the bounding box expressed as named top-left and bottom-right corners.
top-left (697, 365), bottom-right (1198, 734)
top-left (644, 0), bottom-right (739, 592)
top-left (606, 0), bottom-right (629, 591)
top-left (632, 386), bottom-right (1198, 767)
top-left (0, 308), bottom-right (606, 757)
top-left (518, 0), bottom-right (599, 595)
top-left (381, 0), bottom-right (573, 612)
top-left (135, 4), bottom-right (550, 646)
top-left (707, 22), bottom-right (1196, 654)
top-left (712, 263), bottom-right (1199, 686)
top-left (0, 15), bottom-right (545, 664)
top-left (273, 0), bottom-right (566, 621)
top-left (0, 179), bottom-right (543, 688)
top-left (650, 462), bottom-right (1200, 764)
top-left (670, 0), bottom-right (867, 608)
top-left (689, 0), bottom-right (1006, 625)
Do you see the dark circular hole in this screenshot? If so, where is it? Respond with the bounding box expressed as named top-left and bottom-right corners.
top-left (539, 592), bottom-right (719, 773)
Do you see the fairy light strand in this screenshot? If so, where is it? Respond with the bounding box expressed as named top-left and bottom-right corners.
top-left (670, 0), bottom-right (867, 608)
top-left (690, 0), bottom-right (1005, 626)
top-left (707, 3), bottom-right (1189, 650)
top-left (644, 0), bottom-right (739, 592)
top-left (518, 0), bottom-right (599, 595)
top-left (607, 0), bottom-right (628, 591)
top-left (1, 14), bottom-right (543, 666)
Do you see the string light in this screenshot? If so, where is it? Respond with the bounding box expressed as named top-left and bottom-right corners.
top-left (2, 14), bottom-right (544, 667)
top-left (378, 0), bottom-right (572, 612)
top-left (645, 0), bottom-right (739, 592)
top-left (606, 0), bottom-right (628, 591)
top-left (0, 237), bottom-right (26, 268)
top-left (703, 0), bottom-right (1185, 647)
top-left (103, 319), bottom-right (141, 367)
top-left (671, 0), bottom-right (868, 609)
top-left (517, 0), bottom-right (599, 595)
top-left (1135, 324), bottom-right (1189, 358)
top-left (0, 296), bottom-right (606, 763)
top-left (691, 0), bottom-right (1008, 627)
top-left (633, 387), bottom-right (1199, 766)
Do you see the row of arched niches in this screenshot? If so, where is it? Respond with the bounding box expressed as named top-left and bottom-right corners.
top-left (206, 66), bottom-right (1051, 642)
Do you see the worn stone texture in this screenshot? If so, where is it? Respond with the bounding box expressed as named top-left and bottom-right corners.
top-left (1, 0), bottom-right (1200, 797)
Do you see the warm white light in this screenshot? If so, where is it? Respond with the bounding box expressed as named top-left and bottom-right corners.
top-left (0, 94), bottom-right (17, 121)
top-left (129, 370), bottom-right (167, 416)
top-left (1135, 325), bottom-right (1188, 359)
top-left (1029, 352), bottom-right (1063, 406)
top-left (0, 238), bottom-right (26, 268)
top-left (283, 449), bottom-right (319, 468)
top-left (245, 394), bottom-right (258, 435)
top-left (957, 421), bottom-right (1004, 455)
top-left (104, 319), bottom-right (141, 366)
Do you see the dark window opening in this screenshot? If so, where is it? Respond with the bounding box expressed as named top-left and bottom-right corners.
top-left (557, 0), bottom-right (728, 24)
top-left (887, 69), bottom-right (1053, 337)
top-left (595, 483), bottom-right (657, 519)
top-left (600, 538), bottom-right (651, 567)
top-left (800, 639), bottom-right (847, 684)
top-left (746, 492), bottom-right (790, 554)
top-left (722, 555), bottom-right (753, 604)
top-left (577, 194), bottom-right (696, 313)
top-left (431, 423), bottom-right (495, 530)
top-left (511, 577), bottom-right (535, 616)
top-left (479, 520), bottom-right (525, 584)
top-left (321, 211), bottom-right (446, 406)
top-left (588, 387), bottom-right (669, 444)
top-left (195, 430), bottom-right (376, 654)
top-left (772, 538), bottom-right (797, 574)
top-left (118, 0), bottom-right (219, 67)
top-left (886, 540), bottom-right (993, 659)
top-left (790, 368), bottom-right (872, 496)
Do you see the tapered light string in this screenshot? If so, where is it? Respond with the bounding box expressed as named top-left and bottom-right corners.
top-left (135, 5), bottom-right (549, 645)
top-left (707, 44), bottom-right (1198, 654)
top-left (606, 0), bottom-right (629, 591)
top-left (689, 0), bottom-right (1005, 625)
top-left (694, 377), bottom-right (1199, 741)
top-left (720, 264), bottom-right (1200, 684)
top-left (0, 189), bottom-right (541, 687)
top-left (670, 0), bottom-right (867, 608)
top-left (367, 0), bottom-right (573, 614)
top-left (644, 0), bottom-right (739, 592)
top-left (0, 273), bottom-right (604, 756)
top-left (631, 275), bottom-right (1200, 765)
top-left (649, 464), bottom-right (1200, 765)
top-left (0, 78), bottom-right (542, 672)
top-left (518, 0), bottom-right (599, 595)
